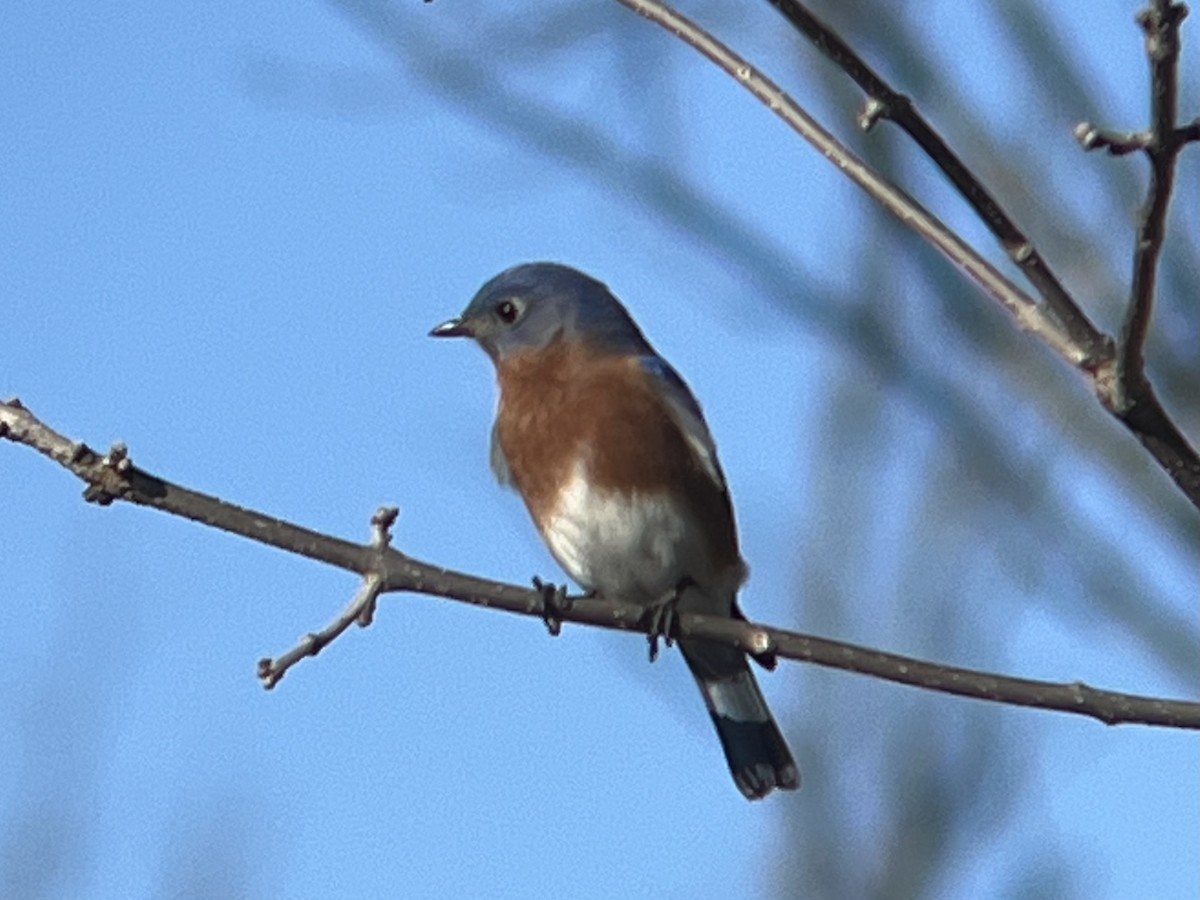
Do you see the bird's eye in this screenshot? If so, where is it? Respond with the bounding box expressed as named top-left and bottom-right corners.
top-left (496, 300), bottom-right (519, 323)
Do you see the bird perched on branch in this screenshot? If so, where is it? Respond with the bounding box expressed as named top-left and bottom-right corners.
top-left (431, 262), bottom-right (798, 800)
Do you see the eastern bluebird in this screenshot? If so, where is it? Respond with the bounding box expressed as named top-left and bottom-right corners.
top-left (431, 262), bottom-right (799, 800)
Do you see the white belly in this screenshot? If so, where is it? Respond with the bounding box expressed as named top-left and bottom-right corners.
top-left (542, 461), bottom-right (696, 603)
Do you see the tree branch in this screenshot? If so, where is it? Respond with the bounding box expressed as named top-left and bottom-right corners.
top-left (615, 0), bottom-right (1085, 364)
top-left (257, 508), bottom-right (395, 688)
top-left (1076, 1), bottom-right (1200, 498)
top-left (761, 0), bottom-right (1107, 365)
top-left (1085, 2), bottom-right (1189, 399)
top-left (4, 398), bottom-right (1197, 729)
top-left (612, 0), bottom-right (1200, 508)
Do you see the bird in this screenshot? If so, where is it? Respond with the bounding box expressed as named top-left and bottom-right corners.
top-left (430, 262), bottom-right (798, 800)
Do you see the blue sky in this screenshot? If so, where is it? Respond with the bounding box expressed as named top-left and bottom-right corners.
top-left (2, 2), bottom-right (1197, 898)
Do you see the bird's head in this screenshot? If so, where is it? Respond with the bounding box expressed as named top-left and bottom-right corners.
top-left (430, 262), bottom-right (651, 362)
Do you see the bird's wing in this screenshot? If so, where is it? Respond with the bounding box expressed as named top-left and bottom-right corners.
top-left (638, 355), bottom-right (726, 489)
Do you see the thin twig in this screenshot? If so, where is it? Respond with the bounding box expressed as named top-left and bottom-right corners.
top-left (258, 572), bottom-right (385, 689)
top-left (4, 398), bottom-right (1197, 729)
top-left (258, 506), bottom-right (398, 688)
top-left (1069, 2), bottom-right (1200, 496)
top-left (761, 0), bottom-right (1108, 365)
top-left (1117, 1), bottom-right (1188, 400)
top-left (611, 0), bottom-right (1084, 367)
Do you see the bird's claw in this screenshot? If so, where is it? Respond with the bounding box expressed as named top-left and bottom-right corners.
top-left (533, 576), bottom-right (572, 636)
top-left (645, 593), bottom-right (680, 663)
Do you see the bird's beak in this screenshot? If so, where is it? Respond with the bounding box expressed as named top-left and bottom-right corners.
top-left (429, 316), bottom-right (472, 338)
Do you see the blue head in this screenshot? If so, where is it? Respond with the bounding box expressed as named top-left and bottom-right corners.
top-left (430, 262), bottom-right (654, 362)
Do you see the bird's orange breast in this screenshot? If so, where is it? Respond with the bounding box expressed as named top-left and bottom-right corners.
top-left (493, 340), bottom-right (740, 571)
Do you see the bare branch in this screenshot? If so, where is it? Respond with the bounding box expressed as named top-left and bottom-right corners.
top-left (257, 507), bottom-right (397, 688)
top-left (4, 399), bottom-right (1197, 729)
top-left (1073, 1), bottom-right (1200, 498)
top-left (1121, 1), bottom-right (1188, 392)
top-left (257, 573), bottom-right (385, 689)
top-left (612, 0), bottom-right (1084, 364)
top-left (610, 0), bottom-right (1200, 507)
top-left (761, 0), bottom-right (1108, 365)
top-left (0, 397), bottom-right (380, 573)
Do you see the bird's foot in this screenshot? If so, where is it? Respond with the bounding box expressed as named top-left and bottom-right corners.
top-left (532, 576), bottom-right (573, 637)
top-left (645, 581), bottom-right (691, 663)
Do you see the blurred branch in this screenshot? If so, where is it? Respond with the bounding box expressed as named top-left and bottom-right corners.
top-left (5, 398), bottom-right (1198, 729)
top-left (613, 0), bottom-right (1200, 509)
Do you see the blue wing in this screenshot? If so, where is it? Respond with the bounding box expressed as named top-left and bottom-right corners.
top-left (638, 355), bottom-right (726, 489)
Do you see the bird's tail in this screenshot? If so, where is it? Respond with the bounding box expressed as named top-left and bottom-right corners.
top-left (679, 638), bottom-right (799, 800)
